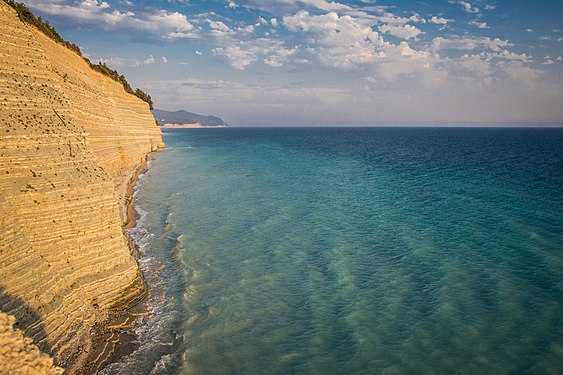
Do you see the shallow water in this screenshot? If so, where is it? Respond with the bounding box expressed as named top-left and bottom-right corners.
top-left (103, 127), bottom-right (563, 374)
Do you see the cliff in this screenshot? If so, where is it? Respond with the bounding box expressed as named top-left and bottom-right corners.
top-left (0, 312), bottom-right (64, 374)
top-left (0, 1), bottom-right (164, 372)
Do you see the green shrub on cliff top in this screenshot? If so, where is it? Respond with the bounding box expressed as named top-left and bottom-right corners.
top-left (134, 89), bottom-right (153, 110)
top-left (5, 0), bottom-right (154, 109)
top-left (87, 62), bottom-right (152, 109)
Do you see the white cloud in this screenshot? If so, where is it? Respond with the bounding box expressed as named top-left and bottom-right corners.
top-left (162, 56), bottom-right (168, 63)
top-left (443, 49), bottom-right (535, 90)
top-left (557, 56), bottom-right (562, 61)
top-left (214, 39), bottom-right (298, 69)
top-left (25, 0), bottom-right (197, 39)
top-left (84, 0), bottom-right (109, 9)
top-left (238, 0), bottom-right (352, 13)
top-left (147, 11), bottom-right (194, 33)
top-left (283, 11), bottom-right (386, 68)
top-left (241, 25), bottom-right (255, 33)
top-left (374, 41), bottom-right (435, 81)
top-left (279, 7), bottom-right (534, 89)
top-left (195, 51), bottom-right (203, 55)
top-left (266, 2), bottom-right (350, 23)
top-left (376, 14), bottom-right (412, 25)
top-left (496, 50), bottom-right (532, 61)
top-left (457, 50), bottom-right (532, 65)
top-left (526, 28), bottom-right (534, 33)
top-left (430, 16), bottom-right (453, 25)
top-left (95, 56), bottom-right (140, 67)
top-left (213, 45), bottom-right (256, 69)
top-left (459, 1), bottom-right (480, 13)
top-left (167, 31), bottom-right (198, 39)
top-left (204, 13), bottom-right (296, 70)
top-left (469, 20), bottom-right (488, 29)
top-left (432, 37), bottom-right (512, 52)
top-left (379, 24), bottom-right (422, 39)
top-left (409, 14), bottom-right (426, 24)
top-left (264, 46), bottom-right (298, 67)
top-left (543, 56), bottom-right (554, 65)
top-left (208, 20), bottom-right (230, 32)
top-left (206, 18), bottom-right (256, 40)
top-left (144, 55), bottom-right (155, 64)
top-left (298, 0), bottom-right (351, 12)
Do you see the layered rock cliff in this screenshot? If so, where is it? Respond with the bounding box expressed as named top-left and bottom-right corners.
top-left (0, 1), bottom-right (164, 372)
top-left (0, 312), bottom-right (64, 374)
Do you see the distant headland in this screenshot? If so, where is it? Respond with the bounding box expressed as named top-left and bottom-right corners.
top-left (152, 109), bottom-right (228, 128)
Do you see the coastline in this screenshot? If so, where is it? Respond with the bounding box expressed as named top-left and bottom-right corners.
top-left (119, 156), bottom-right (151, 230)
top-left (84, 152), bottom-right (159, 374)
top-left (161, 123), bottom-right (227, 129)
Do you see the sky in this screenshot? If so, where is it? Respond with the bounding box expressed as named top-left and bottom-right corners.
top-left (20, 0), bottom-right (563, 126)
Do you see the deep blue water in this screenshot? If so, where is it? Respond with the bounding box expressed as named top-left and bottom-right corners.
top-left (103, 127), bottom-right (563, 374)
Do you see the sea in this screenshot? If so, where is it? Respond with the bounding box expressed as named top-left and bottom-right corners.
top-left (101, 127), bottom-right (563, 375)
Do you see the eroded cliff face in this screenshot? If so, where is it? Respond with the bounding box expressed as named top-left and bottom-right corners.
top-left (0, 312), bottom-right (64, 374)
top-left (0, 1), bottom-right (164, 371)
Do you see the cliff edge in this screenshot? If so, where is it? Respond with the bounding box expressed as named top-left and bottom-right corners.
top-left (0, 1), bottom-right (164, 372)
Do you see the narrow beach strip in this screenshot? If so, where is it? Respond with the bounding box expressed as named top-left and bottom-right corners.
top-left (84, 152), bottom-right (159, 374)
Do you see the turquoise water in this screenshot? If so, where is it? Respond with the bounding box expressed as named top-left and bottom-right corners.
top-left (103, 128), bottom-right (563, 374)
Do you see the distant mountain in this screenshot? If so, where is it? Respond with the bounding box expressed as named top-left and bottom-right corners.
top-left (152, 109), bottom-right (227, 127)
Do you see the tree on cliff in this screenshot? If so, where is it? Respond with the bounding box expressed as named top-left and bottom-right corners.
top-left (134, 89), bottom-right (153, 110)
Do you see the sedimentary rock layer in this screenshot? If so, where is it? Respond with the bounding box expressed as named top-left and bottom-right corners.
top-left (0, 2), bottom-right (164, 371)
top-left (0, 312), bottom-right (64, 374)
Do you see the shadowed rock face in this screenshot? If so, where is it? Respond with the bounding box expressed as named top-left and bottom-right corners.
top-left (0, 1), bottom-right (164, 372)
top-left (0, 312), bottom-right (64, 374)
top-left (0, 286), bottom-right (51, 356)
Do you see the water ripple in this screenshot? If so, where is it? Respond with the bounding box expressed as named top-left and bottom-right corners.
top-left (121, 128), bottom-right (563, 374)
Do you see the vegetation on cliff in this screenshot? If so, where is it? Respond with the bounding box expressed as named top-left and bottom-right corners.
top-left (4, 0), bottom-right (153, 110)
top-left (5, 0), bottom-right (81, 55)
top-left (89, 62), bottom-right (153, 110)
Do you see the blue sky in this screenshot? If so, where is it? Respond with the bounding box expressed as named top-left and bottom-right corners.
top-left (22, 0), bottom-right (563, 126)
